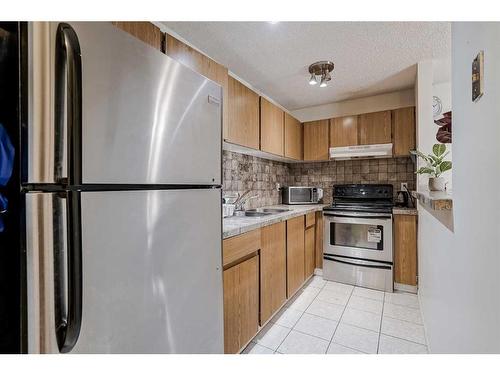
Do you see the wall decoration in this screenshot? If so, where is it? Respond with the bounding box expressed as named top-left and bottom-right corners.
top-left (435, 111), bottom-right (452, 143)
top-left (432, 95), bottom-right (442, 118)
top-left (472, 50), bottom-right (484, 102)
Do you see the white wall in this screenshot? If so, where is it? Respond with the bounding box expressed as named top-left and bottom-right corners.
top-left (418, 22), bottom-right (500, 353)
top-left (291, 89), bottom-right (415, 122)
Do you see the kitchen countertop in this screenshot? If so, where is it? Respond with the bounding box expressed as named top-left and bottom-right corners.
top-left (223, 204), bottom-right (327, 239)
top-left (392, 207), bottom-right (418, 215)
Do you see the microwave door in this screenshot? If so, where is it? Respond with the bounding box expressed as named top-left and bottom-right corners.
top-left (291, 188), bottom-right (312, 204)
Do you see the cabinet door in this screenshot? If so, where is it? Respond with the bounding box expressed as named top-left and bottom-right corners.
top-left (223, 255), bottom-right (259, 354)
top-left (358, 110), bottom-right (392, 145)
top-left (330, 116), bottom-right (358, 147)
top-left (260, 97), bottom-right (284, 156)
top-left (315, 212), bottom-right (323, 269)
top-left (227, 76), bottom-right (260, 149)
top-left (111, 22), bottom-right (164, 51)
top-left (284, 113), bottom-right (303, 160)
top-left (305, 226), bottom-right (315, 279)
top-left (303, 120), bottom-right (330, 161)
top-left (392, 107), bottom-right (416, 156)
top-left (166, 35), bottom-right (229, 139)
top-left (260, 222), bottom-right (287, 324)
top-left (393, 215), bottom-right (417, 286)
top-left (286, 216), bottom-right (305, 297)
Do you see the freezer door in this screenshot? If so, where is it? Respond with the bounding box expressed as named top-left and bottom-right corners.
top-left (72, 188), bottom-right (223, 353)
top-left (27, 22), bottom-right (221, 185)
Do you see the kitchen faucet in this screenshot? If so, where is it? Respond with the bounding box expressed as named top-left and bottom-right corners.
top-left (234, 190), bottom-right (259, 211)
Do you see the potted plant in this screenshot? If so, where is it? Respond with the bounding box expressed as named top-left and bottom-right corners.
top-left (411, 144), bottom-right (452, 191)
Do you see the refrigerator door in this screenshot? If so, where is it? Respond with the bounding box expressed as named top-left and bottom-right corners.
top-left (74, 188), bottom-right (223, 353)
top-left (27, 22), bottom-right (222, 185)
top-left (27, 188), bottom-right (223, 353)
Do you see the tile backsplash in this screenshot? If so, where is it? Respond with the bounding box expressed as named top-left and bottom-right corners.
top-left (222, 151), bottom-right (289, 209)
top-left (222, 150), bottom-right (416, 208)
top-left (288, 157), bottom-right (416, 204)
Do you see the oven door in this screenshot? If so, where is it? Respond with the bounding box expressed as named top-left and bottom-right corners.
top-left (323, 211), bottom-right (393, 263)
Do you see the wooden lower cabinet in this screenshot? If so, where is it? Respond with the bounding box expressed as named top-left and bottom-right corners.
top-left (223, 255), bottom-right (260, 354)
top-left (305, 226), bottom-right (315, 278)
top-left (260, 222), bottom-right (287, 324)
top-left (315, 212), bottom-right (324, 269)
top-left (393, 215), bottom-right (418, 286)
top-left (286, 216), bottom-right (305, 297)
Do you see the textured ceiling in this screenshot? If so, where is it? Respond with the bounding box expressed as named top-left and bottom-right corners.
top-left (162, 22), bottom-right (451, 110)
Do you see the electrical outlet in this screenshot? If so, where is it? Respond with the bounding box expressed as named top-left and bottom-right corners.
top-left (276, 183), bottom-right (281, 191)
top-left (401, 182), bottom-right (408, 191)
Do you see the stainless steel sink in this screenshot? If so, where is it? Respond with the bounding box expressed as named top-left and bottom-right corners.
top-left (242, 211), bottom-right (272, 217)
top-left (259, 208), bottom-right (290, 213)
top-left (233, 207), bottom-right (290, 217)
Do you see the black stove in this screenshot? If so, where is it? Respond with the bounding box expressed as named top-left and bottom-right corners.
top-left (323, 184), bottom-right (394, 214)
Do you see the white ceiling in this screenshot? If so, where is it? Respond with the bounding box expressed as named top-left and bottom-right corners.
top-left (162, 22), bottom-right (451, 111)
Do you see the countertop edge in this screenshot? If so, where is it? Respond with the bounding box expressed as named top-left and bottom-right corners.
top-left (223, 205), bottom-right (326, 239)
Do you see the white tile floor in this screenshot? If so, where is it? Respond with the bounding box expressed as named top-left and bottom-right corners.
top-left (243, 276), bottom-right (428, 354)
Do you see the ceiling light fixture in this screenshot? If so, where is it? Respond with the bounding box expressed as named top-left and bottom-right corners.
top-left (308, 61), bottom-right (334, 88)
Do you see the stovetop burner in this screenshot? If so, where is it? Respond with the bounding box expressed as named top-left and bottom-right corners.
top-left (324, 184), bottom-right (394, 214)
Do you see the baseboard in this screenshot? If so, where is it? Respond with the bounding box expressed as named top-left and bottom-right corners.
top-left (394, 282), bottom-right (418, 294)
top-left (314, 268), bottom-right (323, 276)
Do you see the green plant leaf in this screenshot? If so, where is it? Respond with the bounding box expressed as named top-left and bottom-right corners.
top-left (411, 149), bottom-right (431, 163)
top-left (435, 164), bottom-right (441, 177)
top-left (440, 161), bottom-right (452, 173)
top-left (416, 167), bottom-right (435, 175)
top-left (433, 143), bottom-right (446, 157)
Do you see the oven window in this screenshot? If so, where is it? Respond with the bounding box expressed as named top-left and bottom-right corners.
top-left (290, 189), bottom-right (311, 202)
top-left (330, 223), bottom-right (384, 251)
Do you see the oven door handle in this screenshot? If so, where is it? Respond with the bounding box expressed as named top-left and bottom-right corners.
top-left (324, 213), bottom-right (392, 220)
top-left (323, 254), bottom-right (393, 270)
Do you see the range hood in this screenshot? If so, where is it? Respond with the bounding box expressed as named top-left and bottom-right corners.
top-left (329, 143), bottom-right (393, 160)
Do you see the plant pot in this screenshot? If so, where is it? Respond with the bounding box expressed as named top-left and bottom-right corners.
top-left (428, 177), bottom-right (446, 191)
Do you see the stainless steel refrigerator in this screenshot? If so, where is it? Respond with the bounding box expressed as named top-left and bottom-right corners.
top-left (22, 22), bottom-right (223, 353)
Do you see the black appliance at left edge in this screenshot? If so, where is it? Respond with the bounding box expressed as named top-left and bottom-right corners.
top-left (0, 22), bottom-right (27, 354)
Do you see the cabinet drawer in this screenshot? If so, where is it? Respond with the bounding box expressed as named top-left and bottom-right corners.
top-left (305, 212), bottom-right (316, 228)
top-left (223, 229), bottom-right (261, 267)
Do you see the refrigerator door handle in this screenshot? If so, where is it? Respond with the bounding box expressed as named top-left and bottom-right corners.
top-left (55, 23), bottom-right (82, 186)
top-left (54, 190), bottom-right (83, 353)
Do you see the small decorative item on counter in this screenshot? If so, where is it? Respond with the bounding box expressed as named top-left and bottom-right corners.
top-left (435, 111), bottom-right (452, 144)
top-left (222, 204), bottom-right (236, 218)
top-left (410, 144), bottom-right (452, 192)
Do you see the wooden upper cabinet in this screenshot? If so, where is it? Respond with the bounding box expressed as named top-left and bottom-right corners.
top-left (393, 215), bottom-right (417, 286)
top-left (111, 22), bottom-right (164, 51)
top-left (227, 76), bottom-right (260, 149)
top-left (286, 216), bottom-right (305, 298)
top-left (303, 120), bottom-right (330, 161)
top-left (260, 97), bottom-right (284, 156)
top-left (358, 110), bottom-right (392, 145)
top-left (260, 222), bottom-right (287, 325)
top-left (165, 34), bottom-right (229, 138)
top-left (330, 116), bottom-right (358, 147)
top-left (392, 106), bottom-right (416, 156)
top-left (284, 113), bottom-right (303, 160)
